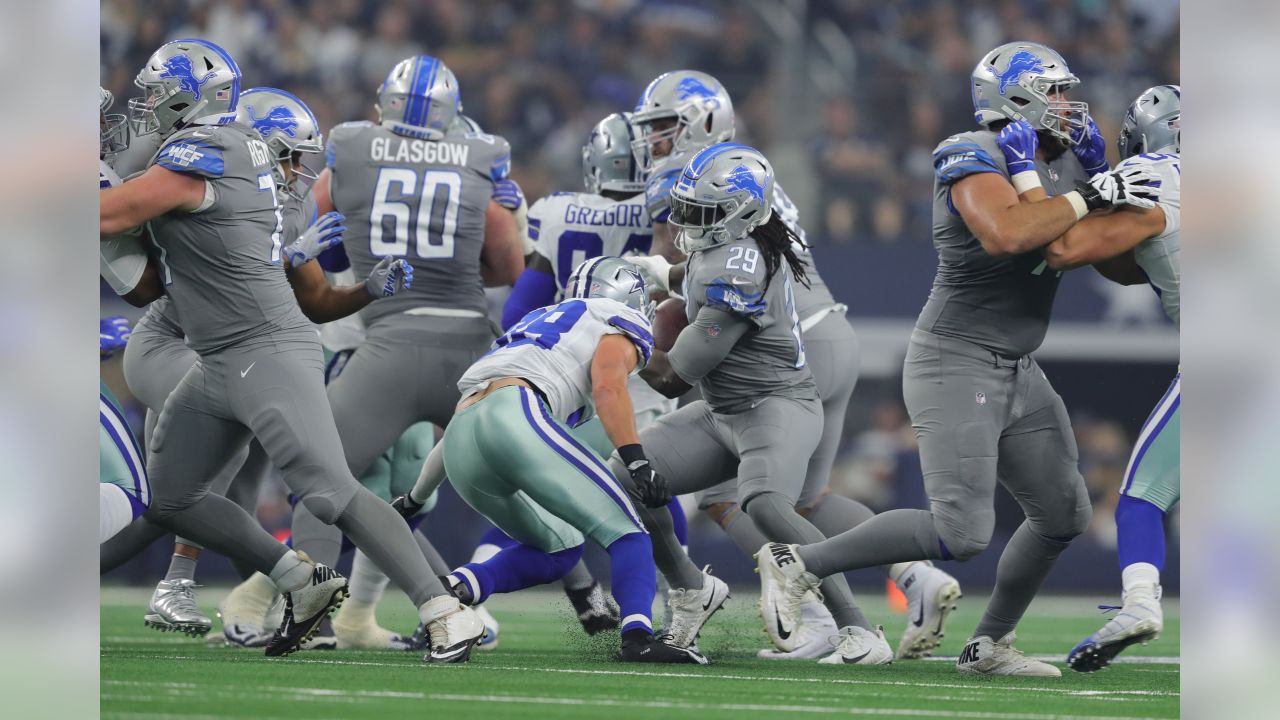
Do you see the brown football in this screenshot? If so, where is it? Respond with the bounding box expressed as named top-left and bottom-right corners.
top-left (652, 298), bottom-right (688, 352)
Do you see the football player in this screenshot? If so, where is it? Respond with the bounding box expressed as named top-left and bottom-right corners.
top-left (628, 70), bottom-right (960, 660)
top-left (100, 315), bottom-right (149, 544)
top-left (755, 42), bottom-right (1162, 676)
top-left (100, 41), bottom-right (482, 661)
top-left (1049, 86), bottom-right (1180, 672)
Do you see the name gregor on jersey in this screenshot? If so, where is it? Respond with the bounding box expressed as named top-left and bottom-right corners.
top-left (370, 136), bottom-right (470, 166)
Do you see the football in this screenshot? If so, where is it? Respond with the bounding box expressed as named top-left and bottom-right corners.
top-left (653, 297), bottom-right (688, 352)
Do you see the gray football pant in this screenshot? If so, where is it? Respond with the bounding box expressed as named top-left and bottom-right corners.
top-left (797, 329), bottom-right (1091, 638)
top-left (142, 331), bottom-right (444, 606)
top-left (610, 396), bottom-right (871, 631)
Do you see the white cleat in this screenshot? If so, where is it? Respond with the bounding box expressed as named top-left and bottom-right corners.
top-left (895, 563), bottom-right (962, 659)
top-left (421, 595), bottom-right (486, 664)
top-left (957, 632), bottom-right (1061, 677)
top-left (264, 562), bottom-right (348, 657)
top-left (755, 543), bottom-right (821, 652)
top-left (757, 598), bottom-right (839, 660)
top-left (215, 572), bottom-right (280, 648)
top-left (332, 601), bottom-right (413, 650)
top-left (1067, 586), bottom-right (1163, 672)
top-left (144, 579), bottom-right (213, 637)
top-left (817, 625), bottom-right (895, 665)
top-left (664, 566), bottom-right (730, 649)
top-left (474, 604), bottom-right (501, 650)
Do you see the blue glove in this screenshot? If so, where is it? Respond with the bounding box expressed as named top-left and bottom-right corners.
top-left (1071, 116), bottom-right (1109, 177)
top-left (284, 211), bottom-right (345, 268)
top-left (100, 316), bottom-right (132, 360)
top-left (365, 257), bottom-right (414, 298)
top-left (996, 119), bottom-right (1039, 176)
top-left (491, 178), bottom-right (525, 211)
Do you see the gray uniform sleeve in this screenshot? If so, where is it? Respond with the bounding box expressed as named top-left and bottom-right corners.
top-left (667, 306), bottom-right (752, 384)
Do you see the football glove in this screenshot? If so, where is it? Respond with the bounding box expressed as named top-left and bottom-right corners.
top-left (491, 178), bottom-right (525, 211)
top-left (995, 119), bottom-right (1038, 176)
top-left (627, 254), bottom-right (673, 294)
top-left (100, 316), bottom-right (132, 360)
top-left (391, 494), bottom-right (423, 522)
top-left (1077, 165), bottom-right (1163, 211)
top-left (1070, 116), bottom-right (1110, 177)
top-left (284, 211), bottom-right (345, 269)
top-left (364, 257), bottom-right (414, 298)
top-left (619, 444), bottom-right (669, 508)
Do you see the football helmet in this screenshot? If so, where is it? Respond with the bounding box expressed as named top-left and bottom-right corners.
top-left (237, 88), bottom-right (324, 199)
top-left (1117, 85), bottom-right (1181, 159)
top-left (100, 87), bottom-right (129, 159)
top-left (583, 112), bottom-right (644, 195)
top-left (631, 70), bottom-right (735, 176)
top-left (129, 38), bottom-right (241, 138)
top-left (377, 55), bottom-right (460, 141)
top-left (566, 256), bottom-right (654, 322)
top-left (669, 143), bottom-right (773, 254)
top-left (971, 41), bottom-right (1088, 146)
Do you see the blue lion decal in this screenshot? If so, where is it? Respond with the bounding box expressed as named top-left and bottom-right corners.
top-left (724, 164), bottom-right (765, 205)
top-left (993, 50), bottom-right (1044, 95)
top-left (676, 77), bottom-right (719, 100)
top-left (247, 105), bottom-right (299, 138)
top-left (159, 55), bottom-right (217, 100)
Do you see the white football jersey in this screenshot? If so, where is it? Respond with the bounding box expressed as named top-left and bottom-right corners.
top-left (1120, 152), bottom-right (1180, 327)
top-left (458, 297), bottom-right (654, 427)
top-left (99, 160), bottom-right (150, 295)
top-left (528, 191), bottom-right (672, 415)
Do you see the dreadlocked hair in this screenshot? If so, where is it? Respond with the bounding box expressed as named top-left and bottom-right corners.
top-left (748, 213), bottom-right (810, 292)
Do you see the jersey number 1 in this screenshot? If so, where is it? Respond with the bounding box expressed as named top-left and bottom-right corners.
top-left (369, 168), bottom-right (461, 259)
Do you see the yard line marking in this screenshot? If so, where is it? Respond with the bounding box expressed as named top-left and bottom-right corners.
top-left (921, 655), bottom-right (1180, 666)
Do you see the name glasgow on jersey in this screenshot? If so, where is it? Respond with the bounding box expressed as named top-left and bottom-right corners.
top-left (370, 136), bottom-right (470, 166)
top-left (563, 202), bottom-right (645, 227)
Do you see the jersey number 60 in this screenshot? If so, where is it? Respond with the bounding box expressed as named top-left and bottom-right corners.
top-left (369, 168), bottom-right (461, 259)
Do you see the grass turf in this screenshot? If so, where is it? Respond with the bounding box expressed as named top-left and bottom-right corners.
top-left (101, 585), bottom-right (1179, 719)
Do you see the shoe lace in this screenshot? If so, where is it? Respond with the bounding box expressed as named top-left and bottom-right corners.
top-left (166, 581), bottom-right (201, 606)
top-left (1097, 604), bottom-right (1122, 613)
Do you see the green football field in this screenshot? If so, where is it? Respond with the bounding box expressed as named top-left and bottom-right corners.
top-left (101, 585), bottom-right (1179, 719)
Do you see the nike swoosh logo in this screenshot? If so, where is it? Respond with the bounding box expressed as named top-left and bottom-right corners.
top-left (240, 362), bottom-right (256, 378)
top-left (729, 277), bottom-right (750, 285)
top-left (843, 650), bottom-right (872, 664)
top-left (913, 602), bottom-right (925, 627)
top-left (702, 589), bottom-right (717, 612)
top-left (774, 608), bottom-right (791, 640)
top-left (431, 644), bottom-right (467, 661)
top-left (1010, 148), bottom-right (1027, 159)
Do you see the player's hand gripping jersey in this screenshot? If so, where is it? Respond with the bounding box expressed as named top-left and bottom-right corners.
top-left (1121, 152), bottom-right (1180, 326)
top-left (325, 119), bottom-right (511, 325)
top-left (457, 297), bottom-right (654, 427)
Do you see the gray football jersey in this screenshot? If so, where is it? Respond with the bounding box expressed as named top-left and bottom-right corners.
top-left (326, 119), bottom-right (511, 325)
top-left (681, 237), bottom-right (816, 413)
top-left (916, 129), bottom-right (1088, 357)
top-left (146, 123), bottom-right (309, 353)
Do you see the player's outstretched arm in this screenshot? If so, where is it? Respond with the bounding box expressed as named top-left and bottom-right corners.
top-left (591, 335), bottom-right (643, 449)
top-left (1091, 249), bottom-right (1148, 286)
top-left (285, 257), bottom-right (412, 323)
top-left (951, 172), bottom-right (1085, 257)
top-left (480, 200), bottom-right (524, 287)
top-left (1044, 205), bottom-right (1166, 271)
top-left (100, 165), bottom-right (206, 235)
top-left (501, 254), bottom-right (557, 330)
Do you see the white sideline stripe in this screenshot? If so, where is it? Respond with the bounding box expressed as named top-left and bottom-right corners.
top-left (102, 682), bottom-right (1171, 719)
top-left (139, 656), bottom-right (1177, 698)
top-left (921, 655), bottom-right (1180, 666)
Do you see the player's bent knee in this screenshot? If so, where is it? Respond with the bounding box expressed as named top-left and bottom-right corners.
top-left (701, 501), bottom-right (739, 528)
top-left (933, 514), bottom-right (993, 561)
top-left (298, 482), bottom-right (359, 525)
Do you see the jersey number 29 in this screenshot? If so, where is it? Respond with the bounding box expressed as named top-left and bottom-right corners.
top-left (369, 168), bottom-right (461, 259)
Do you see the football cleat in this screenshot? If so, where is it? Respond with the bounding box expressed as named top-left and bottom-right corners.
top-left (144, 579), bottom-right (213, 637)
top-left (817, 625), bottom-right (895, 665)
top-left (300, 616), bottom-right (337, 651)
top-left (565, 582), bottom-right (620, 636)
top-left (621, 634), bottom-right (710, 665)
top-left (421, 595), bottom-right (486, 664)
top-left (957, 632), bottom-right (1061, 677)
top-left (332, 600), bottom-right (414, 650)
top-left (215, 572), bottom-right (280, 648)
top-left (755, 543), bottom-right (821, 652)
top-left (664, 566), bottom-right (730, 648)
top-left (474, 604), bottom-right (500, 650)
top-left (757, 598), bottom-right (839, 660)
top-left (264, 562), bottom-right (348, 657)
top-left (895, 563), bottom-right (962, 659)
top-left (1067, 586), bottom-right (1163, 672)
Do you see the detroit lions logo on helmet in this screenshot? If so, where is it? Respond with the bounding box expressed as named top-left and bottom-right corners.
top-left (159, 55), bottom-right (217, 100)
top-left (676, 77), bottom-right (719, 101)
top-left (993, 50), bottom-right (1045, 95)
top-left (724, 165), bottom-right (765, 204)
top-left (246, 105), bottom-right (299, 138)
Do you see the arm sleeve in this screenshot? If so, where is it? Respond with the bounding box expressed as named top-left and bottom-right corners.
top-left (666, 306), bottom-right (752, 384)
top-left (316, 244), bottom-right (351, 273)
top-left (932, 134), bottom-right (1004, 186)
top-left (501, 267), bottom-right (558, 330)
top-left (490, 136), bottom-right (512, 182)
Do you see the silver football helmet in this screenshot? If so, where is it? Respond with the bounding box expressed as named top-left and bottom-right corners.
top-left (631, 70), bottom-right (735, 176)
top-left (583, 112), bottom-right (644, 195)
top-left (100, 87), bottom-right (129, 159)
top-left (1117, 85), bottom-right (1181, 159)
top-left (566, 256), bottom-right (654, 322)
top-left (669, 143), bottom-right (773, 254)
top-left (237, 88), bottom-right (324, 199)
top-left (377, 55), bottom-right (460, 140)
top-left (971, 41), bottom-right (1088, 145)
top-left (129, 38), bottom-right (241, 138)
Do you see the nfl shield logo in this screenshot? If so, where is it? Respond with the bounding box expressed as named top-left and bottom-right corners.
top-left (707, 323), bottom-right (721, 338)
top-left (975, 392), bottom-right (987, 405)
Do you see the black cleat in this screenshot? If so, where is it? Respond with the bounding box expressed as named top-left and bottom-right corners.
top-left (620, 634), bottom-right (710, 664)
top-left (264, 563), bottom-right (348, 657)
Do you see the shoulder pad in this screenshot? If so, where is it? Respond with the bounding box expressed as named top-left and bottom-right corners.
top-left (703, 273), bottom-right (767, 319)
top-left (155, 127), bottom-right (227, 178)
top-left (932, 131), bottom-right (1003, 185)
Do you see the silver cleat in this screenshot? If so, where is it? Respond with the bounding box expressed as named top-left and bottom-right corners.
top-left (144, 579), bottom-right (213, 637)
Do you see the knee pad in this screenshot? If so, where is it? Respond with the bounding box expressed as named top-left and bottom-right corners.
top-left (932, 511), bottom-right (993, 562)
top-left (299, 481), bottom-right (359, 525)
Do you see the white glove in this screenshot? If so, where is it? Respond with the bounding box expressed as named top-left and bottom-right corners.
top-left (1086, 165), bottom-right (1163, 210)
top-left (364, 257), bottom-right (414, 298)
top-left (627, 254), bottom-right (673, 293)
top-left (284, 211), bottom-right (345, 268)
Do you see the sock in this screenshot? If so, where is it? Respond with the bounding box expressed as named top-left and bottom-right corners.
top-left (471, 526), bottom-right (517, 564)
top-left (973, 521), bottom-right (1071, 639)
top-left (334, 488), bottom-right (446, 607)
top-left (146, 493), bottom-right (290, 579)
top-left (349, 549), bottom-right (391, 604)
top-left (1116, 495), bottom-right (1166, 572)
top-left (796, 508), bottom-right (943, 578)
top-left (452, 544), bottom-right (583, 604)
top-left (667, 497), bottom-right (688, 548)
top-left (99, 484), bottom-right (135, 545)
top-left (290, 499), bottom-right (343, 569)
top-left (269, 551), bottom-right (312, 594)
top-left (714, 502), bottom-right (769, 557)
top-left (164, 553), bottom-right (198, 582)
top-left (413, 528), bottom-right (452, 576)
top-left (1122, 563), bottom-right (1161, 596)
top-left (560, 559), bottom-right (596, 592)
top-left (744, 491), bottom-right (872, 631)
top-left (606, 533), bottom-right (656, 635)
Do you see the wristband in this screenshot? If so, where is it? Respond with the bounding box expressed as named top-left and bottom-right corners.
top-left (618, 443), bottom-right (647, 467)
top-left (1064, 190), bottom-right (1090, 220)
top-left (1010, 171), bottom-right (1042, 195)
